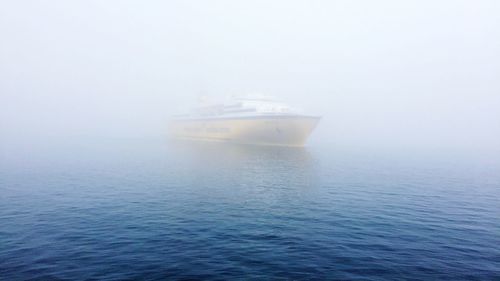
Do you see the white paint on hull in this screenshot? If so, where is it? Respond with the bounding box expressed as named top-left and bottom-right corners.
top-left (168, 115), bottom-right (320, 147)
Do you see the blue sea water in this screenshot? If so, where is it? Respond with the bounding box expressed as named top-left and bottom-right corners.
top-left (1, 139), bottom-right (499, 280)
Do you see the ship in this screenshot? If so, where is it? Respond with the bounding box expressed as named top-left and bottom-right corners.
top-left (168, 95), bottom-right (320, 147)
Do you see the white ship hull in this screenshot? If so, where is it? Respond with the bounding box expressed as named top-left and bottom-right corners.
top-left (169, 115), bottom-right (320, 147)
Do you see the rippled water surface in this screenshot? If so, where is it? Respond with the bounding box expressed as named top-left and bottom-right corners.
top-left (1, 139), bottom-right (499, 280)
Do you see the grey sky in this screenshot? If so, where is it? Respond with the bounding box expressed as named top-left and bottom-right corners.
top-left (1, 0), bottom-right (499, 151)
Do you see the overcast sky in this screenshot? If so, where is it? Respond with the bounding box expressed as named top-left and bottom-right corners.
top-left (1, 0), bottom-right (499, 151)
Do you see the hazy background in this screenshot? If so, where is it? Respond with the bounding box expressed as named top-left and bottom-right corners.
top-left (1, 0), bottom-right (499, 152)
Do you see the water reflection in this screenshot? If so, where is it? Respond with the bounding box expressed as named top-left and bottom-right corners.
top-left (167, 140), bottom-right (319, 194)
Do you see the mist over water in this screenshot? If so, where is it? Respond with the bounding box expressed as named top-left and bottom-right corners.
top-left (1, 0), bottom-right (500, 280)
top-left (1, 0), bottom-right (499, 151)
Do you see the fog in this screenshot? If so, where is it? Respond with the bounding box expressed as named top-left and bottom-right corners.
top-left (1, 0), bottom-right (499, 152)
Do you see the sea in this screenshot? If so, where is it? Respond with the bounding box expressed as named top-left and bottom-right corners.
top-left (1, 138), bottom-right (499, 280)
